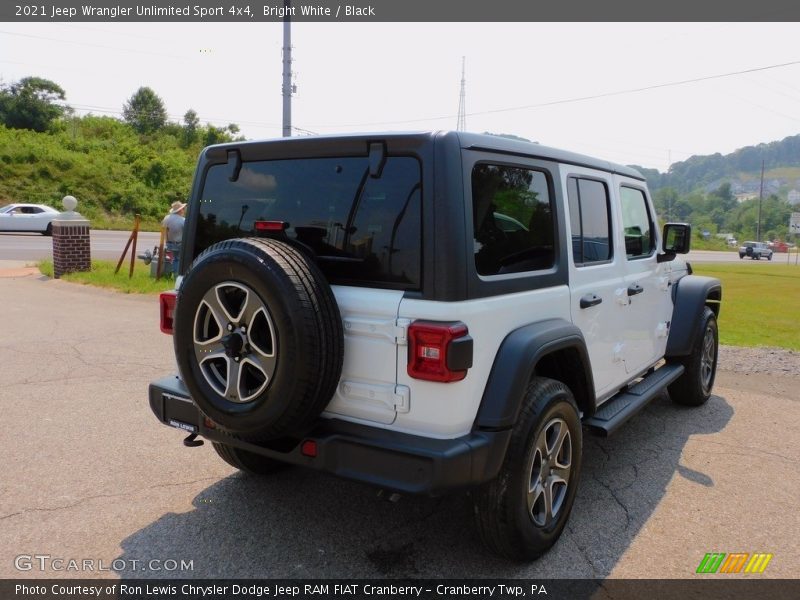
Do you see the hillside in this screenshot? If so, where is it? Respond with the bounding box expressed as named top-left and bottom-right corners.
top-left (0, 114), bottom-right (797, 241)
top-left (0, 116), bottom-right (225, 230)
top-left (632, 133), bottom-right (800, 196)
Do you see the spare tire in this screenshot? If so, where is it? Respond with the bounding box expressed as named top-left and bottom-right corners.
top-left (173, 237), bottom-right (343, 441)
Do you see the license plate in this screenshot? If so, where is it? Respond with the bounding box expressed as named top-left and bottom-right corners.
top-left (168, 419), bottom-right (197, 433)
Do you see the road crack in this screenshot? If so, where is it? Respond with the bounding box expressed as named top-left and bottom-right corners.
top-left (0, 476), bottom-right (219, 521)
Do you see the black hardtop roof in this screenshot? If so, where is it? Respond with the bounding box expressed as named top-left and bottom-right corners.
top-left (455, 131), bottom-right (645, 181)
top-left (205, 131), bottom-right (645, 181)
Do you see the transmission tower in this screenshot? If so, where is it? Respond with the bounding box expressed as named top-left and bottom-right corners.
top-left (456, 57), bottom-right (466, 132)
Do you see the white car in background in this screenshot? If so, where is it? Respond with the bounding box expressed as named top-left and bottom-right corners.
top-left (0, 203), bottom-right (60, 235)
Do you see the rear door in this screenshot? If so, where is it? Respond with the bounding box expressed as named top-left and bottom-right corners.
top-left (192, 149), bottom-right (423, 425)
top-left (566, 169), bottom-right (629, 399)
top-left (322, 156), bottom-right (422, 424)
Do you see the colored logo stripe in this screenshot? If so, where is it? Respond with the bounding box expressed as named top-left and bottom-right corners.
top-left (744, 553), bottom-right (773, 573)
top-left (697, 553), bottom-right (726, 573)
top-left (696, 552), bottom-right (773, 574)
top-left (720, 553), bottom-right (749, 573)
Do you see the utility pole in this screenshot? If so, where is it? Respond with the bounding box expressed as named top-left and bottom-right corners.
top-left (757, 158), bottom-right (764, 241)
top-left (456, 57), bottom-right (466, 132)
top-left (281, 0), bottom-right (294, 137)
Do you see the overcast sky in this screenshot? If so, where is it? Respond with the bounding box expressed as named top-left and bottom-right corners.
top-left (2, 22), bottom-right (800, 172)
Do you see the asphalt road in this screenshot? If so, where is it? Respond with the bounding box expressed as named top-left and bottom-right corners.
top-left (0, 230), bottom-right (161, 262)
top-left (687, 249), bottom-right (794, 263)
top-left (2, 230), bottom-right (795, 265)
top-left (1, 269), bottom-right (798, 580)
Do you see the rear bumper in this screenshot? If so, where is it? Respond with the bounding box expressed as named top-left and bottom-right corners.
top-left (149, 376), bottom-right (511, 495)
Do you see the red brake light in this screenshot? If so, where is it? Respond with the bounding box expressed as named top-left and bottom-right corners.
top-left (301, 440), bottom-right (318, 457)
top-left (254, 220), bottom-right (289, 232)
top-left (408, 321), bottom-right (472, 383)
top-left (159, 291), bottom-right (177, 335)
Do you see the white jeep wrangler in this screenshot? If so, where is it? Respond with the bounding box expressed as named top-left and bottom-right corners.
top-left (150, 131), bottom-right (721, 560)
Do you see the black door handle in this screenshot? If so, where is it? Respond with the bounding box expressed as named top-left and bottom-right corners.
top-left (627, 284), bottom-right (644, 296)
top-left (580, 293), bottom-right (602, 309)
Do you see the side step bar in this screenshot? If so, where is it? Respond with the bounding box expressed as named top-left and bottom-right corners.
top-left (584, 363), bottom-right (685, 437)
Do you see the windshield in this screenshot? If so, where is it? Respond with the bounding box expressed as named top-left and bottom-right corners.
top-left (196, 155), bottom-right (422, 289)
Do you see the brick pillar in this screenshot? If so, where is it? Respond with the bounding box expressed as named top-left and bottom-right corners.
top-left (51, 196), bottom-right (91, 279)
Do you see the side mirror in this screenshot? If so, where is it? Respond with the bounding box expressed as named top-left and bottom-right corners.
top-left (658, 223), bottom-right (691, 263)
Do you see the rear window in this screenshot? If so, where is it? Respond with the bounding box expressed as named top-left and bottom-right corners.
top-left (195, 156), bottom-right (422, 289)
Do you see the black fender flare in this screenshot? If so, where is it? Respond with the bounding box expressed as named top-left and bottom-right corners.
top-left (474, 319), bottom-right (596, 430)
top-left (666, 275), bottom-right (722, 357)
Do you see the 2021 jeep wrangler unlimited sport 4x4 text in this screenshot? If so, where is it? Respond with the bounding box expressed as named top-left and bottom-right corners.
top-left (149, 131), bottom-right (721, 560)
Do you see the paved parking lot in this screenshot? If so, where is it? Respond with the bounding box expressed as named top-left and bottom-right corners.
top-left (1, 270), bottom-right (798, 579)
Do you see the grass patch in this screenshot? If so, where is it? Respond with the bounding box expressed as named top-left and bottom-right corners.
top-left (691, 237), bottom-right (736, 251)
top-left (38, 259), bottom-right (176, 294)
top-left (692, 263), bottom-right (800, 350)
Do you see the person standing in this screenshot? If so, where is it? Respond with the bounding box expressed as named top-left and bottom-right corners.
top-left (162, 200), bottom-right (186, 275)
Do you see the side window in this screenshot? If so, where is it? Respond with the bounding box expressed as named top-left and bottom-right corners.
top-left (471, 164), bottom-right (555, 276)
top-left (567, 177), bottom-right (612, 265)
top-left (620, 187), bottom-right (655, 258)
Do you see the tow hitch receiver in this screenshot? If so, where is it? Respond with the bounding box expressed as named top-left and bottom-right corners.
top-left (183, 433), bottom-right (204, 447)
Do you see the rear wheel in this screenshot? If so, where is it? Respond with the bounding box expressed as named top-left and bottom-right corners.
top-left (212, 441), bottom-right (287, 475)
top-left (668, 307), bottom-right (718, 407)
top-left (43, 223), bottom-right (53, 236)
top-left (473, 377), bottom-right (582, 560)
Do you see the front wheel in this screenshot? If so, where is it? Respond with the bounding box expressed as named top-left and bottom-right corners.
top-left (668, 307), bottom-right (718, 406)
top-left (473, 377), bottom-right (582, 560)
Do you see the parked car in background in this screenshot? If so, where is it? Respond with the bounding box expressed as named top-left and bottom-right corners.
top-left (769, 240), bottom-right (790, 253)
top-left (739, 241), bottom-right (773, 260)
top-left (0, 203), bottom-right (60, 235)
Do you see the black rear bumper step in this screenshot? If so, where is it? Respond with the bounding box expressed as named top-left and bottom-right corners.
top-left (584, 363), bottom-right (684, 437)
top-left (148, 375), bottom-right (512, 495)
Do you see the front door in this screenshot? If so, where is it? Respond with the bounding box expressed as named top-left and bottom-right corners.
top-left (615, 180), bottom-right (672, 375)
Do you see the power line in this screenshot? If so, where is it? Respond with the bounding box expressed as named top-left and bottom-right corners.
top-left (0, 29), bottom-right (192, 61)
top-left (306, 58), bottom-right (800, 129)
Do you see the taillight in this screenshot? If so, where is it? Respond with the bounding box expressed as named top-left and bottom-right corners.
top-left (407, 321), bottom-right (473, 382)
top-left (159, 291), bottom-right (177, 335)
top-left (301, 440), bottom-right (318, 458)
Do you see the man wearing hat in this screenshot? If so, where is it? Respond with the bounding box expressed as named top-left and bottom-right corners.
top-left (162, 200), bottom-right (187, 276)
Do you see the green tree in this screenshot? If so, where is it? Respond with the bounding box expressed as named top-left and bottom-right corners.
top-left (182, 109), bottom-right (199, 146)
top-left (122, 87), bottom-right (168, 134)
top-left (0, 76), bottom-right (68, 132)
